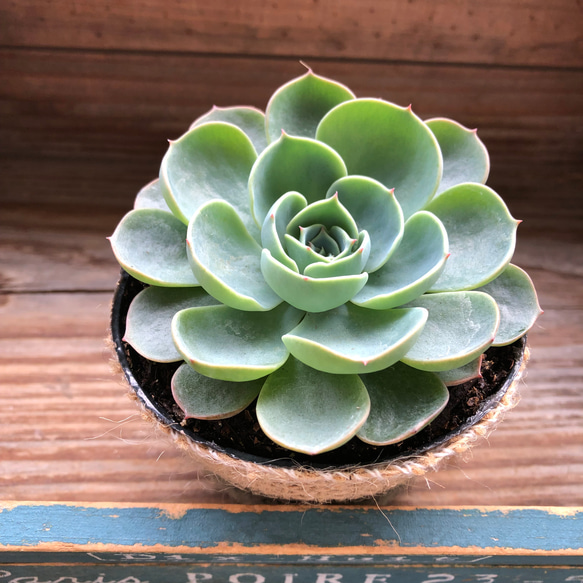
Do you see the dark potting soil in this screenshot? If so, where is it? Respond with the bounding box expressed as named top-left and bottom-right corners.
top-left (113, 272), bottom-right (525, 469)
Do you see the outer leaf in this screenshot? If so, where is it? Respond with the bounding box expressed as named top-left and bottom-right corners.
top-left (172, 363), bottom-right (262, 420)
top-left (351, 211), bottom-right (448, 310)
top-left (402, 291), bottom-right (500, 372)
top-left (160, 122), bottom-right (259, 240)
top-left (256, 358), bottom-right (370, 455)
top-left (187, 200), bottom-right (282, 311)
top-left (326, 176), bottom-right (404, 272)
top-left (133, 178), bottom-right (171, 212)
top-left (261, 191), bottom-right (307, 272)
top-left (282, 304), bottom-right (428, 374)
top-left (316, 99), bottom-right (442, 219)
top-left (172, 303), bottom-right (303, 382)
top-left (265, 69), bottom-right (355, 142)
top-left (190, 105), bottom-right (268, 154)
top-left (124, 286), bottom-right (218, 363)
top-left (249, 133), bottom-right (347, 226)
top-left (426, 183), bottom-right (520, 292)
top-left (477, 263), bottom-right (542, 346)
top-left (436, 356), bottom-right (483, 386)
top-left (261, 249), bottom-right (368, 312)
top-left (109, 209), bottom-right (198, 287)
top-left (357, 363), bottom-right (449, 445)
top-left (425, 118), bottom-right (490, 195)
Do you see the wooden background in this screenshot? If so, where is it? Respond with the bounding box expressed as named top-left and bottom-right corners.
top-left (1, 1), bottom-right (582, 506)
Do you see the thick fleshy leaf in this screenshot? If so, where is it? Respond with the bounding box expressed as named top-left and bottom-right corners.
top-left (425, 118), bottom-right (490, 195)
top-left (109, 209), bottom-right (198, 287)
top-left (304, 231), bottom-right (370, 278)
top-left (265, 69), bottom-right (355, 142)
top-left (351, 211), bottom-right (448, 310)
top-left (261, 191), bottom-right (307, 272)
top-left (187, 200), bottom-right (282, 311)
top-left (477, 263), bottom-right (542, 346)
top-left (357, 363), bottom-right (449, 445)
top-left (283, 304), bottom-right (428, 374)
top-left (172, 303), bottom-right (303, 382)
top-left (316, 99), bottom-right (442, 219)
top-left (426, 183), bottom-right (520, 292)
top-left (249, 133), bottom-right (347, 226)
top-left (190, 106), bottom-right (268, 154)
top-left (256, 358), bottom-right (370, 455)
top-left (325, 176), bottom-right (404, 273)
top-left (261, 249), bottom-right (368, 312)
top-left (133, 178), bottom-right (171, 212)
top-left (160, 122), bottom-right (259, 240)
top-left (402, 291), bottom-right (500, 372)
top-left (124, 286), bottom-right (218, 362)
top-left (436, 356), bottom-right (483, 386)
top-left (172, 363), bottom-right (262, 420)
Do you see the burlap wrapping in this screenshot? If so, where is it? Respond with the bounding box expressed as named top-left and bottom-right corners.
top-left (116, 346), bottom-right (527, 503)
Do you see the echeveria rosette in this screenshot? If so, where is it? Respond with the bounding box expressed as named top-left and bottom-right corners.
top-left (109, 69), bottom-right (542, 456)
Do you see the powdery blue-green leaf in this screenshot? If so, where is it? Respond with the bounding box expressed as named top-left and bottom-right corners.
top-left (282, 304), bottom-right (428, 374)
top-left (249, 133), bottom-right (347, 226)
top-left (261, 249), bottom-right (368, 312)
top-left (402, 291), bottom-right (500, 372)
top-left (304, 231), bottom-right (370, 278)
top-left (124, 286), bottom-right (218, 363)
top-left (256, 358), bottom-right (370, 455)
top-left (426, 183), bottom-right (520, 292)
top-left (325, 176), bottom-right (404, 273)
top-left (425, 118), bottom-right (490, 195)
top-left (261, 191), bottom-right (307, 272)
top-left (133, 178), bottom-right (172, 212)
top-left (172, 363), bottom-right (262, 420)
top-left (357, 362), bottom-right (449, 445)
top-left (187, 200), bottom-right (282, 311)
top-left (477, 263), bottom-right (542, 346)
top-left (172, 303), bottom-right (303, 382)
top-left (316, 99), bottom-right (442, 219)
top-left (160, 122), bottom-right (259, 240)
top-left (109, 209), bottom-right (198, 287)
top-left (265, 68), bottom-right (355, 142)
top-left (351, 211), bottom-right (448, 310)
top-left (190, 105), bottom-right (268, 154)
top-left (436, 356), bottom-right (483, 386)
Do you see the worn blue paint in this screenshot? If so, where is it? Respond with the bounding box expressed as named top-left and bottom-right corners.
top-left (0, 505), bottom-right (581, 551)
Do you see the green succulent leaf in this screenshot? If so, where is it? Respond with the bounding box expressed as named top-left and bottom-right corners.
top-left (316, 99), bottom-right (442, 219)
top-left (436, 356), bottom-right (483, 386)
top-left (357, 363), bottom-right (449, 445)
top-left (124, 286), bottom-right (218, 362)
top-left (261, 249), bottom-right (368, 312)
top-left (172, 363), bottom-right (262, 420)
top-left (351, 211), bottom-right (448, 310)
top-left (256, 358), bottom-right (370, 455)
top-left (190, 105), bottom-right (268, 154)
top-left (187, 200), bottom-right (282, 311)
top-left (325, 176), bottom-right (404, 273)
top-left (172, 302), bottom-right (303, 382)
top-left (109, 209), bottom-right (198, 287)
top-left (160, 122), bottom-right (259, 240)
top-left (265, 69), bottom-right (355, 142)
top-left (133, 178), bottom-right (172, 212)
top-left (402, 291), bottom-right (500, 372)
top-left (261, 191), bottom-right (307, 272)
top-left (426, 183), bottom-right (520, 292)
top-left (282, 304), bottom-right (428, 374)
top-left (477, 263), bottom-right (542, 346)
top-left (425, 118), bottom-right (490, 195)
top-left (249, 133), bottom-right (347, 226)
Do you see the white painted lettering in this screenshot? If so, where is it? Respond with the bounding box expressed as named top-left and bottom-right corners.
top-left (117, 578), bottom-right (148, 583)
top-left (421, 575), bottom-right (455, 583)
top-left (282, 575), bottom-right (298, 583)
top-left (187, 575), bottom-right (212, 583)
top-left (475, 576), bottom-right (497, 583)
top-left (315, 575), bottom-right (343, 583)
top-left (363, 576), bottom-right (391, 583)
top-left (0, 574), bottom-right (10, 580)
top-left (119, 554), bottom-right (156, 561)
top-left (228, 575), bottom-right (265, 583)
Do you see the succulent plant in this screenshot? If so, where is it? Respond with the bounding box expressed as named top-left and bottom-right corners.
top-left (110, 68), bottom-right (541, 455)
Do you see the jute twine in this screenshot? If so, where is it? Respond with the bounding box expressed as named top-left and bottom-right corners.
top-left (113, 345), bottom-right (528, 503)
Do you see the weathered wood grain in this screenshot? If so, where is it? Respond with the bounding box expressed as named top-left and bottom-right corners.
top-left (1, 0), bottom-right (581, 68)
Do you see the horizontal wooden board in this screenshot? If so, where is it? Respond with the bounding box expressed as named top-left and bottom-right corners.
top-left (1, 0), bottom-right (582, 68)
